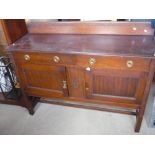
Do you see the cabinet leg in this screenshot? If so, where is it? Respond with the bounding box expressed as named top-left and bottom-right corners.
top-left (134, 61), bottom-right (155, 132)
top-left (19, 93), bottom-right (35, 115)
top-left (25, 96), bottom-right (35, 115)
top-left (135, 108), bottom-right (144, 132)
top-left (135, 115), bottom-right (143, 132)
top-left (29, 108), bottom-right (35, 115)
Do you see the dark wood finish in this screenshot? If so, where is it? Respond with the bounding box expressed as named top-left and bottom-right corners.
top-left (12, 52), bottom-right (151, 71)
top-left (10, 46), bottom-right (154, 132)
top-left (7, 51), bottom-right (37, 114)
top-left (27, 21), bottom-right (154, 35)
top-left (76, 55), bottom-right (151, 71)
top-left (17, 63), bottom-right (69, 98)
top-left (2, 20), bottom-right (155, 132)
top-left (135, 60), bottom-right (155, 132)
top-left (40, 98), bottom-right (137, 116)
top-left (0, 19), bottom-right (27, 45)
top-left (67, 67), bottom-right (85, 98)
top-left (13, 52), bottom-right (76, 66)
top-left (85, 68), bottom-right (148, 105)
top-left (7, 34), bottom-right (155, 58)
top-left (28, 93), bottom-right (140, 109)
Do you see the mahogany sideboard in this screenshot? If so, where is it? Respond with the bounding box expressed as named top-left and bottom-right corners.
top-left (1, 19), bottom-right (155, 132)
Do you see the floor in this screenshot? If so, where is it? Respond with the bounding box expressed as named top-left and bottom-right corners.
top-left (0, 85), bottom-right (155, 135)
top-left (0, 102), bottom-right (154, 135)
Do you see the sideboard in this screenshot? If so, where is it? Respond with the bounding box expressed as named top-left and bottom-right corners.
top-left (1, 19), bottom-right (155, 132)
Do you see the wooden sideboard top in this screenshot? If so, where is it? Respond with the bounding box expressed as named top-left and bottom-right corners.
top-left (7, 33), bottom-right (155, 58)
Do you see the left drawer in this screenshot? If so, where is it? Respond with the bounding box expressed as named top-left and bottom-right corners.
top-left (13, 52), bottom-right (75, 66)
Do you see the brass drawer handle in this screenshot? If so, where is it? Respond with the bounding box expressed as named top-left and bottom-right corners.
top-left (53, 56), bottom-right (60, 63)
top-left (127, 60), bottom-right (134, 68)
top-left (24, 55), bottom-right (30, 61)
top-left (62, 80), bottom-right (67, 89)
top-left (89, 58), bottom-right (96, 65)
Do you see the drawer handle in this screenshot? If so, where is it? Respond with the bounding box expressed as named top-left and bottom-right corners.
top-left (24, 55), bottom-right (30, 61)
top-left (89, 58), bottom-right (96, 65)
top-left (127, 60), bottom-right (134, 68)
top-left (62, 80), bottom-right (67, 89)
top-left (53, 56), bottom-right (60, 63)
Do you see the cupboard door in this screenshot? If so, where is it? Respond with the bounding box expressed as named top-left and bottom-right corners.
top-left (18, 63), bottom-right (69, 98)
top-left (85, 68), bottom-right (148, 104)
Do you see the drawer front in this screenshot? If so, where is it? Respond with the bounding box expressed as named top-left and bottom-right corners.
top-left (13, 52), bottom-right (151, 72)
top-left (13, 52), bottom-right (76, 66)
top-left (76, 55), bottom-right (151, 71)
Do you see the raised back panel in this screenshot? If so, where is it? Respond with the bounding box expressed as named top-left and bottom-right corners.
top-left (27, 21), bottom-right (154, 35)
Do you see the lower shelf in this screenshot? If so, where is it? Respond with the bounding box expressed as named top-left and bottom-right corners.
top-left (40, 98), bottom-right (137, 116)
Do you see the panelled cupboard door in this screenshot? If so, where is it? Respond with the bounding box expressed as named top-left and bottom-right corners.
top-left (85, 68), bottom-right (148, 105)
top-left (18, 63), bottom-right (69, 98)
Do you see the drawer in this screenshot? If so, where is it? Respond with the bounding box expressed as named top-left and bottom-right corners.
top-left (13, 52), bottom-right (151, 72)
top-left (13, 52), bottom-right (76, 65)
top-left (75, 55), bottom-right (151, 71)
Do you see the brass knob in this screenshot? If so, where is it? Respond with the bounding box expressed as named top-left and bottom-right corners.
top-left (24, 55), bottom-right (30, 61)
top-left (53, 56), bottom-right (60, 63)
top-left (86, 87), bottom-right (89, 91)
top-left (127, 60), bottom-right (134, 68)
top-left (89, 58), bottom-right (96, 65)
